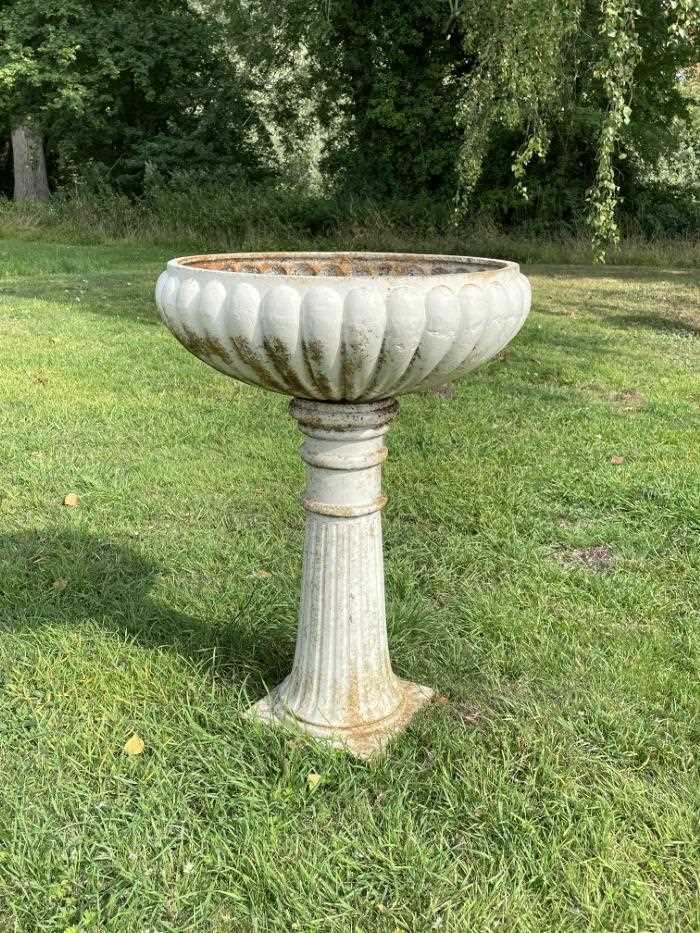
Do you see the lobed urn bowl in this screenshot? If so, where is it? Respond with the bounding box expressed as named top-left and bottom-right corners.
top-left (155, 251), bottom-right (530, 400)
top-left (156, 252), bottom-right (531, 758)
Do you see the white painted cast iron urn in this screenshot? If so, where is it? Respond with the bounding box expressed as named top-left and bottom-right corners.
top-left (156, 252), bottom-right (531, 757)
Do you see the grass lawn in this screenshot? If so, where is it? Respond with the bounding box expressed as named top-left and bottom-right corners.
top-left (0, 236), bottom-right (698, 931)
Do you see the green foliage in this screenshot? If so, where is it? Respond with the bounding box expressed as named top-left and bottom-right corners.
top-left (455, 0), bottom-right (700, 256)
top-left (1, 179), bottom-right (698, 269)
top-left (456, 0), bottom-right (581, 205)
top-left (224, 0), bottom-right (698, 247)
top-left (0, 0), bottom-right (697, 245)
top-left (585, 0), bottom-right (643, 259)
top-left (307, 0), bottom-right (467, 198)
top-left (219, 0), bottom-right (468, 199)
top-left (0, 0), bottom-right (86, 125)
top-left (0, 0), bottom-right (275, 193)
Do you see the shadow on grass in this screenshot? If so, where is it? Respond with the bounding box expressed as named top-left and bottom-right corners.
top-left (606, 313), bottom-right (700, 337)
top-left (0, 272), bottom-right (159, 327)
top-left (519, 326), bottom-right (615, 357)
top-left (523, 262), bottom-right (698, 283)
top-left (0, 528), bottom-right (291, 694)
top-left (530, 267), bottom-right (700, 336)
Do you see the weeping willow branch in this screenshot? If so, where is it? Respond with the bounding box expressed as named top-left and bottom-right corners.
top-left (586, 0), bottom-right (642, 261)
top-left (454, 0), bottom-right (698, 259)
top-left (455, 0), bottom-right (580, 223)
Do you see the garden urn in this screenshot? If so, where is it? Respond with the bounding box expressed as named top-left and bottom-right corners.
top-left (155, 252), bottom-right (531, 757)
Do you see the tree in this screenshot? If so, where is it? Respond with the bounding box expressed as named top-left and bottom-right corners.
top-left (11, 125), bottom-right (49, 201)
top-left (305, 0), bottom-right (469, 199)
top-left (0, 0), bottom-right (84, 199)
top-left (0, 0), bottom-right (275, 195)
top-left (221, 0), bottom-right (697, 249)
top-left (454, 0), bottom-right (700, 255)
top-left (214, 0), bottom-right (470, 199)
top-left (2, 0), bottom-right (695, 247)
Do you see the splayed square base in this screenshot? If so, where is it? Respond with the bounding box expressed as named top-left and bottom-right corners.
top-left (248, 678), bottom-right (435, 760)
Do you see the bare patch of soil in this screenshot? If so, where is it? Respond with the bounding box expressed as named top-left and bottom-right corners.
top-left (556, 545), bottom-right (615, 571)
top-left (582, 383), bottom-right (647, 411)
top-left (609, 388), bottom-right (647, 410)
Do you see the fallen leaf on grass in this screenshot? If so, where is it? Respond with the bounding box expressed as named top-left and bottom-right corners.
top-left (306, 772), bottom-right (322, 793)
top-left (52, 578), bottom-right (68, 591)
top-left (611, 456), bottom-right (624, 466)
top-left (252, 570), bottom-right (272, 579)
top-left (438, 696), bottom-right (482, 726)
top-left (123, 733), bottom-right (145, 756)
top-left (63, 493), bottom-right (80, 507)
top-left (452, 705), bottom-right (481, 727)
top-left (431, 694), bottom-right (449, 706)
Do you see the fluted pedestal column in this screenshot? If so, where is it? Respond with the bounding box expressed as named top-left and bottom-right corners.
top-left (248, 398), bottom-right (433, 758)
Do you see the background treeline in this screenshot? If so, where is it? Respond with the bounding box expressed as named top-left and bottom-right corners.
top-left (0, 0), bottom-right (698, 245)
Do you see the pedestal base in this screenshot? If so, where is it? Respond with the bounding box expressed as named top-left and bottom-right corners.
top-left (247, 679), bottom-right (435, 760)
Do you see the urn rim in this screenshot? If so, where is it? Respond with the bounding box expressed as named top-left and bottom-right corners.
top-left (167, 250), bottom-right (519, 283)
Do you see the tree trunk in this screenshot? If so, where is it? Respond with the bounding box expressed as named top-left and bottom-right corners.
top-left (11, 124), bottom-right (49, 202)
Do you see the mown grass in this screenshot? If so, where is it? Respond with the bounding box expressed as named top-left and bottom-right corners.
top-left (0, 231), bottom-right (698, 932)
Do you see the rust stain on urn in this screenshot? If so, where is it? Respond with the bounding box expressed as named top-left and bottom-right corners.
top-left (176, 324), bottom-right (234, 367)
top-left (301, 496), bottom-right (388, 517)
top-left (304, 339), bottom-right (324, 365)
top-left (341, 352), bottom-right (360, 397)
top-left (301, 338), bottom-right (334, 398)
top-left (230, 335), bottom-right (287, 392)
top-left (262, 337), bottom-right (308, 395)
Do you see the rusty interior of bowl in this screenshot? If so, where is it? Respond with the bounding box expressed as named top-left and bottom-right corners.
top-left (178, 252), bottom-right (506, 278)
